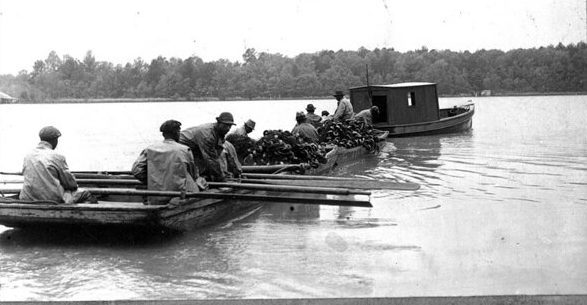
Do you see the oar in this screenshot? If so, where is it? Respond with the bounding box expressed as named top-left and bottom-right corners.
top-left (72, 178), bottom-right (370, 196)
top-left (0, 188), bottom-right (372, 208)
top-left (236, 178), bottom-right (419, 191)
top-left (242, 173), bottom-right (420, 191)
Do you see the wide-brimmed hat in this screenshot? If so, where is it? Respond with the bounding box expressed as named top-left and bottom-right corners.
top-left (160, 120), bottom-right (182, 133)
top-left (39, 126), bottom-right (61, 140)
top-left (244, 119), bottom-right (256, 129)
top-left (216, 112), bottom-right (236, 125)
top-left (306, 104), bottom-right (316, 111)
top-left (332, 90), bottom-right (344, 97)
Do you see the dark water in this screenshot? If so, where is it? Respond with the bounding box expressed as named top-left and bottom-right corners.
top-left (0, 95), bottom-right (586, 300)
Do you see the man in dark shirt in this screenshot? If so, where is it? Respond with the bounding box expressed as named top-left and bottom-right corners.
top-left (179, 112), bottom-right (236, 182)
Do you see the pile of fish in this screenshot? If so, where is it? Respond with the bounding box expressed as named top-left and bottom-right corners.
top-left (227, 130), bottom-right (327, 167)
top-left (317, 120), bottom-right (379, 152)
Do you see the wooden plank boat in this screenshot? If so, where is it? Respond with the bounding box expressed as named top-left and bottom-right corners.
top-left (350, 82), bottom-right (475, 137)
top-left (0, 189), bottom-right (263, 232)
top-left (0, 132), bottom-right (387, 232)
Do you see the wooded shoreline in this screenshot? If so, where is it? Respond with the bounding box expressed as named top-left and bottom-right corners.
top-left (2, 91), bottom-right (585, 105)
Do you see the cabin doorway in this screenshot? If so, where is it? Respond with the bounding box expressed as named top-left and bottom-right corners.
top-left (372, 95), bottom-right (387, 123)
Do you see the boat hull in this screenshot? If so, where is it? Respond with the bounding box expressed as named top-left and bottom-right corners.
top-left (0, 190), bottom-right (262, 232)
top-left (375, 104), bottom-right (474, 137)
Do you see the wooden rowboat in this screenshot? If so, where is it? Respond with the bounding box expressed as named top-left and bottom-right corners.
top-left (0, 132), bottom-right (388, 232)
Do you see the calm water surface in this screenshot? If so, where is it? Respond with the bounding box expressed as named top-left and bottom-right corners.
top-left (0, 96), bottom-right (586, 300)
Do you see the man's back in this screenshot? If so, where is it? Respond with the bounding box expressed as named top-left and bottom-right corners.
top-left (20, 141), bottom-right (77, 202)
top-left (132, 139), bottom-right (198, 204)
top-left (292, 122), bottom-right (319, 143)
top-left (306, 113), bottom-right (322, 127)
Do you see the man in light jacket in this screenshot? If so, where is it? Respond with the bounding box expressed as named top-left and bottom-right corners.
top-left (20, 126), bottom-right (92, 204)
top-left (132, 120), bottom-right (206, 204)
top-left (332, 90), bottom-right (354, 121)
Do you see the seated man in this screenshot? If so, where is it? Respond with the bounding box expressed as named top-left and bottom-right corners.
top-left (230, 119), bottom-right (256, 137)
top-left (132, 120), bottom-right (206, 205)
top-left (321, 110), bottom-right (333, 122)
top-left (354, 106), bottom-right (380, 125)
top-left (292, 111), bottom-right (319, 143)
top-left (332, 90), bottom-right (354, 121)
top-left (20, 126), bottom-right (92, 204)
top-left (179, 112), bottom-right (236, 182)
top-left (305, 104), bottom-right (322, 127)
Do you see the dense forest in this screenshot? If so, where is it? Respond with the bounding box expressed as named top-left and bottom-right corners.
top-left (0, 43), bottom-right (585, 102)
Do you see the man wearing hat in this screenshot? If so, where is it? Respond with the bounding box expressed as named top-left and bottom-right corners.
top-left (179, 112), bottom-right (236, 182)
top-left (304, 104), bottom-right (322, 128)
top-left (354, 106), bottom-right (380, 126)
top-left (231, 119), bottom-right (256, 137)
top-left (132, 120), bottom-right (205, 204)
top-left (20, 126), bottom-right (93, 204)
top-left (292, 112), bottom-right (319, 143)
top-left (332, 90), bottom-right (354, 121)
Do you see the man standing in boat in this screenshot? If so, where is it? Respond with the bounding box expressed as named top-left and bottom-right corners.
top-left (292, 111), bottom-right (319, 143)
top-left (132, 120), bottom-right (206, 204)
top-left (179, 112), bottom-right (236, 182)
top-left (332, 90), bottom-right (354, 121)
top-left (354, 106), bottom-right (380, 126)
top-left (20, 126), bottom-right (93, 204)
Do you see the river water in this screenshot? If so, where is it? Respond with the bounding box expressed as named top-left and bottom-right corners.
top-left (0, 95), bottom-right (586, 301)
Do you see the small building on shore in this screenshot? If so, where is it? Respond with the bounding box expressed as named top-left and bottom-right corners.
top-left (0, 92), bottom-right (17, 103)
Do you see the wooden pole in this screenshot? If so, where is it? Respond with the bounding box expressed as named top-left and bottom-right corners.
top-left (0, 188), bottom-right (372, 208)
top-left (72, 178), bottom-right (370, 196)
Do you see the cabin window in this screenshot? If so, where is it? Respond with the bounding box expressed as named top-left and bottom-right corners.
top-left (407, 92), bottom-right (416, 107)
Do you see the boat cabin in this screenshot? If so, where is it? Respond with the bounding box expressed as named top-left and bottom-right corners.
top-left (349, 82), bottom-right (440, 125)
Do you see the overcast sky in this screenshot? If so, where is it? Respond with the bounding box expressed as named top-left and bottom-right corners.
top-left (0, 0), bottom-right (585, 75)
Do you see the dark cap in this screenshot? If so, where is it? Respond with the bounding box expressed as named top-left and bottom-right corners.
top-left (321, 110), bottom-right (330, 116)
top-left (332, 90), bottom-right (344, 97)
top-left (296, 111), bottom-right (306, 120)
top-left (216, 112), bottom-right (236, 125)
top-left (39, 126), bottom-right (61, 140)
top-left (370, 106), bottom-right (380, 114)
top-left (306, 104), bottom-right (316, 111)
top-left (160, 120), bottom-right (182, 133)
top-left (244, 119), bottom-right (256, 129)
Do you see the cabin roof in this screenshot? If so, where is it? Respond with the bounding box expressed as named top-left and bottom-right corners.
top-left (350, 82), bottom-right (436, 90)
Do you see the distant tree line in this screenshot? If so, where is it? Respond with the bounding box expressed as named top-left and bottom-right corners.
top-left (0, 42), bottom-right (585, 102)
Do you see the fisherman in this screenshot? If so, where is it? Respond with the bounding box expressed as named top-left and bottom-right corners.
top-left (231, 119), bottom-right (256, 137)
top-left (220, 141), bottom-right (242, 179)
top-left (354, 106), bottom-right (380, 125)
top-left (304, 104), bottom-right (322, 127)
top-left (20, 126), bottom-right (93, 204)
top-left (179, 112), bottom-right (236, 182)
top-left (321, 110), bottom-right (333, 122)
top-left (332, 90), bottom-right (354, 121)
top-left (292, 111), bottom-right (319, 143)
top-left (132, 120), bottom-right (206, 205)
